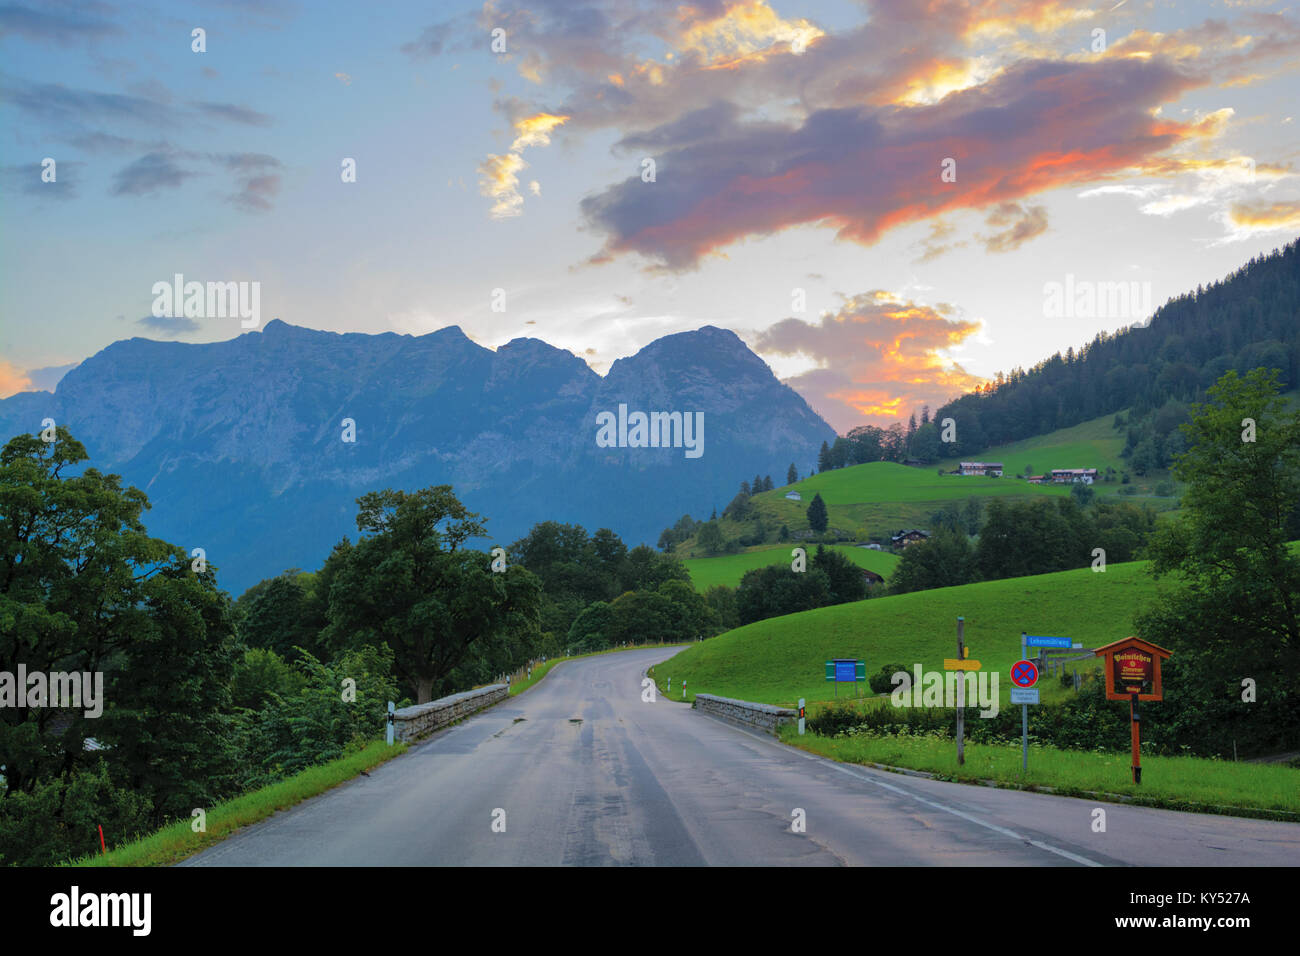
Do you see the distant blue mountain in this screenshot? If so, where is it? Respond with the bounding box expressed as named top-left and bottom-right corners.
top-left (0, 321), bottom-right (835, 594)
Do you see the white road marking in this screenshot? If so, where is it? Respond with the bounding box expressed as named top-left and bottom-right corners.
top-left (703, 714), bottom-right (1105, 867)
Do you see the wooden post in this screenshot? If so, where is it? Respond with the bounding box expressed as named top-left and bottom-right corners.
top-left (956, 617), bottom-right (965, 766)
top-left (1130, 692), bottom-right (1141, 784)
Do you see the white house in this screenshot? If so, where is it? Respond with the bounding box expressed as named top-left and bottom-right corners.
top-left (784, 491), bottom-right (802, 501)
top-left (1051, 468), bottom-right (1098, 485)
top-left (960, 461), bottom-right (1004, 477)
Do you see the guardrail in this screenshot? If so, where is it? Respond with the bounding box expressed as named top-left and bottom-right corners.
top-left (693, 693), bottom-right (796, 735)
top-left (392, 684), bottom-right (508, 742)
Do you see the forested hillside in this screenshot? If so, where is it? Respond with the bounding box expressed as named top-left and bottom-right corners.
top-left (934, 239), bottom-right (1300, 460)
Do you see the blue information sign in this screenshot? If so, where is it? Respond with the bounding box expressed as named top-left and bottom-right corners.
top-left (1024, 635), bottom-right (1072, 648)
top-left (834, 659), bottom-right (857, 683)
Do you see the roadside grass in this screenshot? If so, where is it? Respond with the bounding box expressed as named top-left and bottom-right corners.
top-left (68, 739), bottom-right (409, 867)
top-left (651, 560), bottom-right (1162, 708)
top-left (779, 727), bottom-right (1300, 819)
top-left (683, 544), bottom-right (899, 591)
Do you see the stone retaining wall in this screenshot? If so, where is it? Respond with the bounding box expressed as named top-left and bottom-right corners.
top-left (392, 684), bottom-right (509, 742)
top-left (693, 693), bottom-right (796, 735)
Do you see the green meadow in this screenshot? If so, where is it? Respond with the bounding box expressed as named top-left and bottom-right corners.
top-left (650, 560), bottom-right (1165, 709)
top-left (683, 543), bottom-right (900, 591)
top-left (675, 413), bottom-right (1179, 556)
top-left (934, 413), bottom-right (1130, 478)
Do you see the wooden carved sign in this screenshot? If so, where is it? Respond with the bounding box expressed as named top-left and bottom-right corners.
top-left (1095, 636), bottom-right (1172, 701)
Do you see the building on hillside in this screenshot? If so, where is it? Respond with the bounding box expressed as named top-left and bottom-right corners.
top-left (1026, 475), bottom-right (1048, 484)
top-left (857, 542), bottom-right (884, 550)
top-left (959, 461), bottom-right (1004, 476)
top-left (1051, 468), bottom-right (1098, 485)
top-left (784, 491), bottom-right (802, 501)
top-left (44, 714), bottom-right (106, 751)
top-left (891, 529), bottom-right (930, 548)
top-left (903, 458), bottom-right (929, 467)
top-left (862, 569), bottom-right (885, 587)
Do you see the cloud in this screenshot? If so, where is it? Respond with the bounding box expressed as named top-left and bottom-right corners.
top-left (2, 80), bottom-right (176, 126)
top-left (67, 130), bottom-right (141, 153)
top-left (229, 173), bottom-right (281, 211)
top-left (510, 112), bottom-right (569, 150)
top-left (477, 152), bottom-right (527, 218)
top-left (136, 314), bottom-right (200, 336)
top-left (580, 57), bottom-right (1201, 269)
top-left (1, 160), bottom-right (83, 198)
top-left (980, 202), bottom-right (1048, 253)
top-left (24, 362), bottom-right (77, 391)
top-left (334, 72), bottom-right (352, 86)
top-left (1228, 199), bottom-right (1300, 232)
top-left (193, 101), bottom-right (274, 126)
top-left (0, 1), bottom-right (121, 44)
top-left (0, 361), bottom-right (33, 398)
top-left (406, 0), bottom-right (1300, 260)
top-left (915, 217), bottom-right (965, 262)
top-left (475, 112), bottom-right (570, 218)
top-left (210, 152), bottom-right (283, 211)
top-left (111, 151), bottom-right (201, 195)
top-left (753, 290), bottom-right (985, 431)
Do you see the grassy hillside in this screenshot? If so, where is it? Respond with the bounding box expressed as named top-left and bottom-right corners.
top-left (935, 412), bottom-right (1129, 477)
top-left (683, 544), bottom-right (899, 591)
top-left (673, 412), bottom-right (1179, 556)
top-left (651, 560), bottom-right (1165, 709)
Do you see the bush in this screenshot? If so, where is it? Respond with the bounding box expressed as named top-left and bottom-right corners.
top-left (0, 761), bottom-right (154, 866)
top-left (868, 663), bottom-right (910, 694)
top-left (235, 645), bottom-right (399, 789)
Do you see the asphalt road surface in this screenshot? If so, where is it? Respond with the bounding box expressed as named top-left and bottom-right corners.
top-left (185, 647), bottom-right (1300, 866)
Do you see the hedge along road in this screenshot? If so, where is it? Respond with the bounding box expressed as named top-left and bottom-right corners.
top-left (183, 647), bottom-right (1300, 866)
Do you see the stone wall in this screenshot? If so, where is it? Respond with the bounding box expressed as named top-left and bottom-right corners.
top-left (392, 684), bottom-right (509, 742)
top-left (693, 693), bottom-right (796, 735)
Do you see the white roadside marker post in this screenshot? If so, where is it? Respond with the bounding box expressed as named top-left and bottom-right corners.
top-left (386, 700), bottom-right (395, 746)
top-left (798, 698), bottom-right (806, 736)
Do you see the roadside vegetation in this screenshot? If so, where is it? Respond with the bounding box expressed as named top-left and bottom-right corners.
top-left (780, 727), bottom-right (1300, 819)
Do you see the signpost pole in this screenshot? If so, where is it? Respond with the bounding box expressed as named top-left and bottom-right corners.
top-left (956, 617), bottom-right (965, 766)
top-left (1020, 632), bottom-right (1028, 771)
top-left (1130, 692), bottom-right (1141, 784)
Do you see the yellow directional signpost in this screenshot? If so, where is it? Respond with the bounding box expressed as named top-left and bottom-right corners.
top-left (943, 618), bottom-right (979, 765)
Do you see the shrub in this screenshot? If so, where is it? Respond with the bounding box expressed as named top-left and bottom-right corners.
top-left (868, 663), bottom-right (910, 695)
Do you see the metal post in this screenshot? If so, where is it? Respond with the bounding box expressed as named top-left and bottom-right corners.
top-left (1020, 632), bottom-right (1028, 771)
top-left (1021, 702), bottom-right (1028, 771)
top-left (1130, 692), bottom-right (1141, 784)
top-left (956, 617), bottom-right (965, 766)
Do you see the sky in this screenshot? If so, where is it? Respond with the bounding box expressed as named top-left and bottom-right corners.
top-left (2, 0), bottom-right (1298, 432)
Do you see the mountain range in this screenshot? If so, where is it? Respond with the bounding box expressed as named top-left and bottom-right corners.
top-left (0, 321), bottom-right (835, 594)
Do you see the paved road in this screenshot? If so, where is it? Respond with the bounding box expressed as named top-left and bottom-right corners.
top-left (186, 648), bottom-right (1300, 866)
